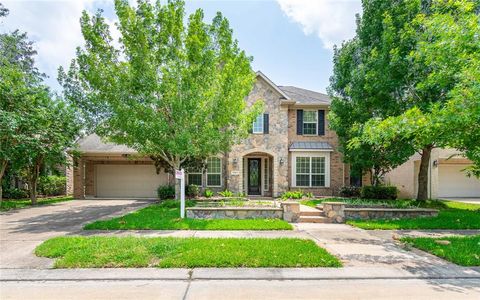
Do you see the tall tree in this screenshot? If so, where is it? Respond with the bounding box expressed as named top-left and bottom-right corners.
top-left (59, 0), bottom-right (262, 199)
top-left (330, 0), bottom-right (479, 200)
top-left (360, 0), bottom-right (480, 198)
top-left (0, 4), bottom-right (80, 203)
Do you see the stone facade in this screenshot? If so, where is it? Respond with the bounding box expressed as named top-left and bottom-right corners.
top-left (321, 202), bottom-right (438, 223)
top-left (226, 76), bottom-right (290, 197)
top-left (186, 207), bottom-right (283, 220)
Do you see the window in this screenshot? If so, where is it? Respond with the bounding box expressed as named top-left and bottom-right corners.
top-left (188, 173), bottom-right (202, 186)
top-left (294, 156), bottom-right (326, 187)
top-left (263, 157), bottom-right (269, 191)
top-left (303, 110), bottom-right (317, 135)
top-left (206, 157), bottom-right (222, 186)
top-left (252, 114), bottom-right (264, 133)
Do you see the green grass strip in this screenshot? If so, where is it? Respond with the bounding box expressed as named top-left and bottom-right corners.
top-left (401, 235), bottom-right (480, 266)
top-left (35, 236), bottom-right (342, 268)
top-left (0, 196), bottom-right (73, 211)
top-left (84, 201), bottom-right (292, 230)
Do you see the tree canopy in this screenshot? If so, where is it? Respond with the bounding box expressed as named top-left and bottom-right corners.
top-left (0, 4), bottom-right (80, 202)
top-left (329, 0), bottom-right (480, 200)
top-left (60, 0), bottom-right (262, 197)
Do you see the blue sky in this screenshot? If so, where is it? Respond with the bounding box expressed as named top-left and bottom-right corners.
top-left (1, 0), bottom-right (361, 93)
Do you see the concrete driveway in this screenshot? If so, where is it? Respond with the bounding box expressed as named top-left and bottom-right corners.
top-left (440, 197), bottom-right (480, 204)
top-left (0, 199), bottom-right (152, 268)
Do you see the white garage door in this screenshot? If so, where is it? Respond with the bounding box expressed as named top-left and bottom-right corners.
top-left (96, 164), bottom-right (168, 198)
top-left (438, 165), bottom-right (480, 197)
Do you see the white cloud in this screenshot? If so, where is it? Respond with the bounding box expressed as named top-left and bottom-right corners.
top-left (1, 0), bottom-right (118, 90)
top-left (277, 0), bottom-right (361, 50)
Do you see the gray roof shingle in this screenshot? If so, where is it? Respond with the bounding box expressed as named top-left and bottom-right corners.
top-left (289, 141), bottom-right (333, 150)
top-left (77, 134), bottom-right (137, 153)
top-left (278, 86), bottom-right (331, 105)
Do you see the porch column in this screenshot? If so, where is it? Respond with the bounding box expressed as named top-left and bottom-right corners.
top-left (273, 156), bottom-right (279, 197)
top-left (73, 157), bottom-right (85, 199)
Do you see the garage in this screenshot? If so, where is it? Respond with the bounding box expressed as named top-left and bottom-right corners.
top-left (95, 164), bottom-right (168, 198)
top-left (438, 164), bottom-right (480, 198)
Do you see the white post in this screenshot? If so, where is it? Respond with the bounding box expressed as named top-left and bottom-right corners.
top-left (176, 169), bottom-right (186, 218)
top-left (180, 168), bottom-right (185, 218)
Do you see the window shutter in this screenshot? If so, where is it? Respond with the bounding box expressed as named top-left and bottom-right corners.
top-left (263, 113), bottom-right (269, 134)
top-left (296, 109), bottom-right (303, 135)
top-left (318, 110), bottom-right (325, 136)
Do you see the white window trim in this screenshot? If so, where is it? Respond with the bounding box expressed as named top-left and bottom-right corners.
top-left (291, 151), bottom-right (330, 188)
top-left (187, 172), bottom-right (203, 187)
top-left (302, 110), bottom-right (318, 136)
top-left (252, 114), bottom-right (264, 134)
top-left (206, 157), bottom-right (222, 187)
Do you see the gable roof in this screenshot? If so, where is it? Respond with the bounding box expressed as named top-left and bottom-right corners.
top-left (255, 71), bottom-right (291, 100)
top-left (278, 86), bottom-right (331, 105)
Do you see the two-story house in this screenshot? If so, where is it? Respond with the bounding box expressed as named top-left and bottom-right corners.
top-left (68, 71), bottom-right (349, 198)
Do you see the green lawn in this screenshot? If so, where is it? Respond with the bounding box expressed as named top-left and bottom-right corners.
top-left (401, 235), bottom-right (480, 266)
top-left (347, 200), bottom-right (480, 230)
top-left (35, 236), bottom-right (341, 268)
top-left (0, 196), bottom-right (73, 211)
top-left (84, 200), bottom-right (292, 230)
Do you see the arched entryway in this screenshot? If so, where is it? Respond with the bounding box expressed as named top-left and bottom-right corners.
top-left (241, 151), bottom-right (275, 197)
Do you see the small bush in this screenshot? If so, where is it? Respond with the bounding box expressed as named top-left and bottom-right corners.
top-left (204, 189), bottom-right (214, 198)
top-left (160, 199), bottom-right (195, 208)
top-left (3, 187), bottom-right (29, 199)
top-left (304, 192), bottom-right (314, 199)
top-left (218, 189), bottom-right (234, 197)
top-left (281, 190), bottom-right (305, 200)
top-left (185, 184), bottom-right (200, 198)
top-left (339, 186), bottom-right (361, 198)
top-left (39, 175), bottom-right (66, 196)
top-left (157, 185), bottom-right (175, 200)
top-left (360, 185), bottom-right (398, 200)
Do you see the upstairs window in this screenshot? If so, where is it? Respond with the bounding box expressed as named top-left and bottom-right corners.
top-left (252, 114), bottom-right (264, 133)
top-left (303, 110), bottom-right (317, 135)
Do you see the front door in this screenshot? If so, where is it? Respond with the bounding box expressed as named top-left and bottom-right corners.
top-left (248, 158), bottom-right (261, 195)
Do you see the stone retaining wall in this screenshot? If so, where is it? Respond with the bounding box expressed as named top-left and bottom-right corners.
top-left (186, 207), bottom-right (283, 220)
top-left (322, 202), bottom-right (439, 223)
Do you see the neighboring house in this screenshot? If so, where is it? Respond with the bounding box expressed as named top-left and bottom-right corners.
top-left (68, 71), bottom-right (349, 199)
top-left (383, 148), bottom-right (480, 199)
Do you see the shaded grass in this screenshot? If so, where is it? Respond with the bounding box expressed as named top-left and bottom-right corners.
top-left (35, 236), bottom-right (342, 268)
top-left (401, 235), bottom-right (480, 266)
top-left (347, 200), bottom-right (480, 230)
top-left (84, 200), bottom-right (292, 230)
top-left (0, 196), bottom-right (73, 211)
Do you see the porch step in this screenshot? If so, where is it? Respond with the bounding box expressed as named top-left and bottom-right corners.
top-left (298, 216), bottom-right (329, 223)
top-left (299, 211), bottom-right (325, 217)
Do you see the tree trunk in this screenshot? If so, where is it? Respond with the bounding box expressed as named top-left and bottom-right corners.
top-left (0, 160), bottom-right (7, 202)
top-left (173, 159), bottom-right (181, 201)
top-left (28, 159), bottom-right (42, 205)
top-left (417, 145), bottom-right (433, 201)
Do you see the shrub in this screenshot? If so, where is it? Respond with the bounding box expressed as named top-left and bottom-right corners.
top-left (360, 185), bottom-right (398, 200)
top-left (3, 187), bottom-right (29, 199)
top-left (218, 189), bottom-right (234, 197)
top-left (339, 186), bottom-right (361, 198)
top-left (204, 189), bottom-right (214, 198)
top-left (38, 175), bottom-right (66, 196)
top-left (185, 184), bottom-right (200, 198)
top-left (304, 192), bottom-right (314, 199)
top-left (157, 185), bottom-right (175, 200)
top-left (281, 190), bottom-right (305, 200)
